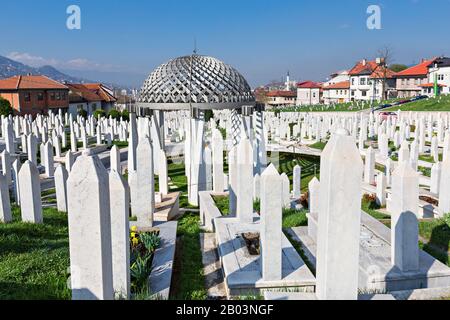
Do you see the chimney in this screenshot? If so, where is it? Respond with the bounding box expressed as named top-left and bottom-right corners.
top-left (362, 59), bottom-right (367, 66)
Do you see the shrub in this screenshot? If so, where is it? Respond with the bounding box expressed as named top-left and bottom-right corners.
top-left (78, 108), bottom-right (87, 119)
top-left (93, 109), bottom-right (106, 119)
top-left (0, 97), bottom-right (13, 116)
top-left (140, 232), bottom-right (161, 253)
top-left (108, 109), bottom-right (120, 120)
top-left (121, 109), bottom-right (130, 121)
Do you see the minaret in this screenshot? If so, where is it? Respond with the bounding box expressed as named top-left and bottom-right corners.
top-left (286, 71), bottom-right (290, 91)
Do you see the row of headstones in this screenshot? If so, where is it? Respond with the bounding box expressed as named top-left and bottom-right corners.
top-left (307, 129), bottom-right (422, 299)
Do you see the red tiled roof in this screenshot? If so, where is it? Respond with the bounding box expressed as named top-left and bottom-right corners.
top-left (370, 67), bottom-right (396, 79)
top-left (348, 60), bottom-right (379, 76)
top-left (266, 90), bottom-right (297, 97)
top-left (395, 59), bottom-right (435, 77)
top-left (0, 75), bottom-right (68, 90)
top-left (297, 81), bottom-right (322, 89)
top-left (83, 83), bottom-right (117, 102)
top-left (419, 83), bottom-right (446, 88)
top-left (322, 81), bottom-right (350, 90)
top-left (348, 60), bottom-right (395, 79)
top-left (67, 84), bottom-right (103, 102)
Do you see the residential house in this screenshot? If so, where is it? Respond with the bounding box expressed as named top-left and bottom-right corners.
top-left (0, 75), bottom-right (69, 116)
top-left (322, 81), bottom-right (350, 105)
top-left (265, 90), bottom-right (297, 108)
top-left (323, 70), bottom-right (350, 87)
top-left (67, 83), bottom-right (117, 117)
top-left (348, 59), bottom-right (396, 102)
top-left (421, 57), bottom-right (450, 96)
top-left (296, 81), bottom-right (322, 105)
top-left (395, 59), bottom-right (435, 98)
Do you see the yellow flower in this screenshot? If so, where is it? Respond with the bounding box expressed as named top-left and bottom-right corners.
top-left (130, 232), bottom-right (136, 238)
top-left (131, 226), bottom-right (138, 232)
top-left (132, 238), bottom-right (139, 246)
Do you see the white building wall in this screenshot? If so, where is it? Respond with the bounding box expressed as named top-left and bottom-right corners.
top-left (296, 88), bottom-right (321, 105)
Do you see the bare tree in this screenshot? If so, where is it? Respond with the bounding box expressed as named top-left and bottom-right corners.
top-left (376, 46), bottom-right (395, 101)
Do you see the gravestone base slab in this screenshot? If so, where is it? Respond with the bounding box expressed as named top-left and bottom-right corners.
top-left (290, 211), bottom-right (450, 292)
top-left (154, 192), bottom-right (180, 222)
top-left (263, 292), bottom-right (395, 300)
top-left (215, 216), bottom-right (316, 298)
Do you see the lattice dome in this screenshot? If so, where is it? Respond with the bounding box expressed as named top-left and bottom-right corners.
top-left (137, 55), bottom-right (255, 110)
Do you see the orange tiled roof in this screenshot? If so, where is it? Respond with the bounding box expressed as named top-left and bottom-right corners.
top-left (297, 81), bottom-right (322, 89)
top-left (419, 83), bottom-right (446, 88)
top-left (322, 81), bottom-right (350, 90)
top-left (83, 83), bottom-right (117, 102)
top-left (0, 75), bottom-right (68, 90)
top-left (395, 59), bottom-right (435, 77)
top-left (67, 83), bottom-right (103, 102)
top-left (348, 60), bottom-right (395, 79)
top-left (348, 60), bottom-right (379, 76)
top-left (370, 67), bottom-right (396, 79)
top-left (266, 90), bottom-right (297, 97)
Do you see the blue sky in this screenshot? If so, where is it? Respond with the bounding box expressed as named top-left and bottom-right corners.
top-left (1, 0), bottom-right (450, 88)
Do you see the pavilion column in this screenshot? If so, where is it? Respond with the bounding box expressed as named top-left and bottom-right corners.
top-left (254, 104), bottom-right (267, 175)
top-left (229, 108), bottom-right (242, 214)
top-left (188, 108), bottom-right (205, 206)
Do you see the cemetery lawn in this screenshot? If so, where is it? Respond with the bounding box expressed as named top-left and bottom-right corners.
top-left (0, 206), bottom-right (70, 300)
top-left (170, 212), bottom-right (207, 300)
top-left (277, 152), bottom-right (320, 192)
top-left (309, 141), bottom-right (327, 151)
top-left (385, 95), bottom-right (450, 112)
top-left (212, 195), bottom-right (230, 216)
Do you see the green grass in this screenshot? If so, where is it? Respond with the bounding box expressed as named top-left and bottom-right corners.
top-left (385, 95), bottom-right (450, 112)
top-left (419, 154), bottom-right (442, 163)
top-left (0, 206), bottom-right (70, 300)
top-left (212, 195), bottom-right (230, 216)
top-left (277, 98), bottom-right (402, 113)
top-left (170, 212), bottom-right (207, 300)
top-left (309, 141), bottom-right (327, 151)
top-left (419, 217), bottom-right (450, 255)
top-left (167, 158), bottom-right (198, 209)
top-left (418, 166), bottom-right (431, 177)
top-left (110, 141), bottom-right (129, 149)
top-left (275, 152), bottom-right (320, 192)
top-left (361, 196), bottom-right (391, 220)
top-left (282, 208), bottom-right (308, 229)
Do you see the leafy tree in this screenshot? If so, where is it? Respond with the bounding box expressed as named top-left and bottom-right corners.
top-left (121, 109), bottom-right (130, 121)
top-left (0, 97), bottom-right (13, 116)
top-left (108, 109), bottom-right (120, 120)
top-left (78, 108), bottom-right (87, 119)
top-left (93, 109), bottom-right (106, 119)
top-left (389, 64), bottom-right (408, 73)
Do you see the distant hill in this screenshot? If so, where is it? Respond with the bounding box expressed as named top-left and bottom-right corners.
top-left (0, 55), bottom-right (130, 90)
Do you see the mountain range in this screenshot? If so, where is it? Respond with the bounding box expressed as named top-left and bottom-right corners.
top-left (0, 55), bottom-right (131, 90)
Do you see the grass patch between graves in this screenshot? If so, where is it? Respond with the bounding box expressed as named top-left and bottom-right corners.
top-left (170, 212), bottom-right (207, 300)
top-left (0, 206), bottom-right (70, 300)
top-left (361, 194), bottom-right (391, 220)
top-left (212, 195), bottom-right (230, 216)
top-left (308, 141), bottom-right (327, 151)
top-left (276, 152), bottom-right (320, 192)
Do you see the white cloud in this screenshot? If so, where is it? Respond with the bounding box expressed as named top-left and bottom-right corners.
top-left (6, 51), bottom-right (116, 72)
top-left (7, 52), bottom-right (59, 68)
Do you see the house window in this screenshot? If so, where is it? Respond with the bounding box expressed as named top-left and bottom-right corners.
top-left (61, 92), bottom-right (66, 100)
top-left (351, 90), bottom-right (355, 96)
top-left (50, 92), bottom-right (55, 101)
top-left (37, 92), bottom-right (44, 101)
top-left (312, 92), bottom-right (316, 98)
top-left (351, 78), bottom-right (355, 85)
top-left (56, 92), bottom-right (61, 100)
top-left (438, 74), bottom-right (444, 81)
top-left (362, 91), bottom-right (367, 97)
top-left (24, 92), bottom-right (31, 102)
top-left (360, 78), bottom-right (366, 85)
